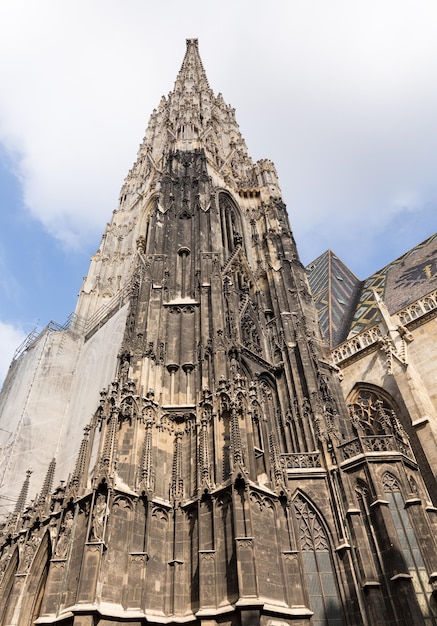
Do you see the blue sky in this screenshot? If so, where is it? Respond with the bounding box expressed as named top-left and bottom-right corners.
top-left (1, 0), bottom-right (437, 383)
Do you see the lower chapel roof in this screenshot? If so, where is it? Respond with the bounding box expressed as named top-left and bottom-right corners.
top-left (307, 232), bottom-right (437, 348)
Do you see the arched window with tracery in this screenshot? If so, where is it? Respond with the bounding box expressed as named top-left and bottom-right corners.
top-left (382, 472), bottom-right (437, 625)
top-left (293, 494), bottom-right (343, 626)
top-left (219, 193), bottom-right (243, 258)
top-left (347, 387), bottom-right (407, 440)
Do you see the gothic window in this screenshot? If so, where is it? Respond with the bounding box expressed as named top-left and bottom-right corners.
top-left (258, 377), bottom-right (287, 452)
top-left (293, 494), bottom-right (343, 626)
top-left (219, 194), bottom-right (243, 258)
top-left (177, 246), bottom-right (191, 298)
top-left (241, 313), bottom-right (262, 355)
top-left (382, 472), bottom-right (437, 625)
top-left (347, 387), bottom-right (404, 437)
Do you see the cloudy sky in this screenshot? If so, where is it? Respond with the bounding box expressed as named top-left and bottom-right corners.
top-left (1, 0), bottom-right (437, 384)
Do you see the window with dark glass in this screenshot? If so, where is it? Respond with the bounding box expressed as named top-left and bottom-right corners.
top-left (294, 494), bottom-right (343, 626)
top-left (382, 472), bottom-right (437, 625)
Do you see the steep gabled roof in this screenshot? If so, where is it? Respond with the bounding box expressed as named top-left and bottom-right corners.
top-left (347, 232), bottom-right (437, 337)
top-left (308, 233), bottom-right (437, 346)
top-left (307, 250), bottom-right (361, 348)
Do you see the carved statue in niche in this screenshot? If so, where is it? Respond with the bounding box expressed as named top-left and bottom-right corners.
top-left (120, 396), bottom-right (137, 424)
top-left (120, 354), bottom-right (130, 380)
top-left (55, 509), bottom-right (74, 558)
top-left (0, 546), bottom-right (12, 578)
top-left (23, 533), bottom-right (40, 571)
top-left (90, 493), bottom-right (107, 542)
top-left (49, 517), bottom-right (58, 545)
top-left (228, 348), bottom-right (241, 379)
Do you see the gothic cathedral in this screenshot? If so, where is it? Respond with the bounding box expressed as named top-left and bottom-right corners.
top-left (1, 39), bottom-right (437, 626)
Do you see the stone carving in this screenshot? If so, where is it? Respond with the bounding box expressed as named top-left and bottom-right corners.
top-left (55, 510), bottom-right (74, 558)
top-left (0, 545), bottom-right (12, 579)
top-left (293, 495), bottom-right (328, 551)
top-left (90, 494), bottom-right (107, 542)
top-left (151, 505), bottom-right (169, 523)
top-left (281, 452), bottom-right (322, 469)
top-left (21, 533), bottom-right (41, 572)
top-left (241, 313), bottom-right (262, 355)
top-left (382, 471), bottom-right (401, 492)
top-left (250, 491), bottom-right (274, 512)
top-left (235, 537), bottom-right (253, 548)
top-left (113, 496), bottom-right (132, 511)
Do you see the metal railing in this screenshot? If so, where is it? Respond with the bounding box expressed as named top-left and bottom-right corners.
top-left (12, 313), bottom-right (76, 361)
top-left (12, 283), bottom-right (132, 361)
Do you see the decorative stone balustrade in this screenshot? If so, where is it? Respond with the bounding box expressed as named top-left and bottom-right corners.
top-left (332, 288), bottom-right (437, 365)
top-left (338, 435), bottom-right (414, 463)
top-left (397, 289), bottom-right (437, 324)
top-left (332, 327), bottom-right (382, 364)
top-left (281, 452), bottom-right (322, 470)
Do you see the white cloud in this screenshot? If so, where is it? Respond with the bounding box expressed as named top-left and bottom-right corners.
top-left (0, 322), bottom-right (27, 388)
top-left (0, 0), bottom-right (436, 271)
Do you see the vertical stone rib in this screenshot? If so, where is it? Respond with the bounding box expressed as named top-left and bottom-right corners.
top-left (141, 418), bottom-right (154, 490)
top-left (100, 409), bottom-right (118, 474)
top-left (269, 432), bottom-right (284, 488)
top-left (172, 431), bottom-right (183, 498)
top-left (199, 410), bottom-right (211, 488)
top-left (231, 406), bottom-right (244, 468)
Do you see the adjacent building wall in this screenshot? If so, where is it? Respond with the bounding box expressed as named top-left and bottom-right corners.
top-left (0, 305), bottom-right (128, 517)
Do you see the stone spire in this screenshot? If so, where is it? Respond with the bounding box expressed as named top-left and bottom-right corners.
top-left (74, 39), bottom-right (281, 329)
top-left (69, 426), bottom-right (91, 493)
top-left (123, 38), bottom-right (259, 198)
top-left (36, 458), bottom-right (56, 509)
top-left (172, 38), bottom-right (212, 98)
top-left (13, 469), bottom-right (32, 517)
top-left (5, 468), bottom-right (33, 532)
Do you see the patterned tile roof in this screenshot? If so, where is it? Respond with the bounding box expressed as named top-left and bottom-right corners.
top-left (307, 233), bottom-right (437, 346)
top-left (307, 250), bottom-right (361, 347)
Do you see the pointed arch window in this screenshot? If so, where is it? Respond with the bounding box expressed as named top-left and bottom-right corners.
top-left (345, 387), bottom-right (414, 460)
top-left (219, 194), bottom-right (243, 258)
top-left (293, 494), bottom-right (343, 626)
top-left (382, 472), bottom-right (437, 625)
top-left (348, 388), bottom-right (404, 437)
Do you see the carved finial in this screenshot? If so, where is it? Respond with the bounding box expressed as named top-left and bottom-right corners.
top-left (37, 458), bottom-right (56, 508)
top-left (14, 469), bottom-right (33, 516)
top-left (70, 425), bottom-right (91, 490)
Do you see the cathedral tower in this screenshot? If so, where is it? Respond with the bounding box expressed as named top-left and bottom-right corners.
top-left (1, 39), bottom-right (437, 626)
